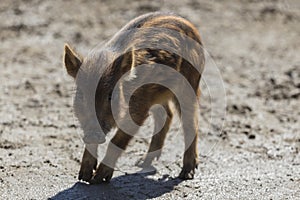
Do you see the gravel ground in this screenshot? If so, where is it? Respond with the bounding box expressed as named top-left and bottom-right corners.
top-left (0, 0), bottom-right (299, 199)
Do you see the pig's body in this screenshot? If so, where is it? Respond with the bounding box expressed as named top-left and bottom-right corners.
top-left (63, 12), bottom-right (205, 183)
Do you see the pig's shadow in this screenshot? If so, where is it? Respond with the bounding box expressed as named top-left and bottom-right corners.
top-left (49, 173), bottom-right (183, 200)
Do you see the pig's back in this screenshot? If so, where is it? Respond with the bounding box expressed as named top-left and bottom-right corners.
top-left (127, 12), bottom-right (202, 45)
top-left (107, 12), bottom-right (203, 50)
top-left (105, 12), bottom-right (204, 91)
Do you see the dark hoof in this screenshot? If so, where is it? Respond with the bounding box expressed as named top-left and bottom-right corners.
top-left (178, 162), bottom-right (198, 180)
top-left (78, 159), bottom-right (97, 182)
top-left (89, 163), bottom-right (114, 184)
top-left (178, 168), bottom-right (195, 180)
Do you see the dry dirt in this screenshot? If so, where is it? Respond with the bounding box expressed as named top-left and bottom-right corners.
top-left (0, 0), bottom-right (300, 199)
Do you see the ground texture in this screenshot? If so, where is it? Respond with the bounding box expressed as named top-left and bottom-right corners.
top-left (0, 0), bottom-right (299, 199)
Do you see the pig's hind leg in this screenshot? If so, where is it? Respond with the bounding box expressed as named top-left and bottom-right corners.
top-left (176, 97), bottom-right (199, 180)
top-left (136, 104), bottom-right (173, 168)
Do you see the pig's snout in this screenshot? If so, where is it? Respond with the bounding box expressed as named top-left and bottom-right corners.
top-left (83, 131), bottom-right (106, 144)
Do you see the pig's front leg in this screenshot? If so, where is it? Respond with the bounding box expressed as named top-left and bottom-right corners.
top-left (90, 129), bottom-right (133, 183)
top-left (78, 144), bottom-right (98, 182)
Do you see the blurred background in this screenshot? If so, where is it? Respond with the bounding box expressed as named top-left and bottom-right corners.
top-left (0, 0), bottom-right (299, 199)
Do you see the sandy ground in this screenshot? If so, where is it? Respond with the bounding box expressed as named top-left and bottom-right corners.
top-left (0, 0), bottom-right (299, 199)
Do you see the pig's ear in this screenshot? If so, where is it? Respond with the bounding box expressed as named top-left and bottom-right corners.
top-left (63, 44), bottom-right (83, 78)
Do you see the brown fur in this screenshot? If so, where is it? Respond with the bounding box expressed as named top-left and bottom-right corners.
top-left (63, 12), bottom-right (205, 183)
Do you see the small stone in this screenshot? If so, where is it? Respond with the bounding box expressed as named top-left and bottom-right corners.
top-left (248, 134), bottom-right (256, 139)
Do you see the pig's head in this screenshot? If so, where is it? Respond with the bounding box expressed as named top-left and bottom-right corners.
top-left (63, 44), bottom-right (116, 144)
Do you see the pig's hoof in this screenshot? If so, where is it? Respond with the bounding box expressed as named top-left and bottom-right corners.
top-left (178, 163), bottom-right (197, 180)
top-left (178, 168), bottom-right (195, 180)
top-left (135, 154), bottom-right (158, 168)
top-left (78, 159), bottom-right (97, 182)
top-left (89, 163), bottom-right (114, 184)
